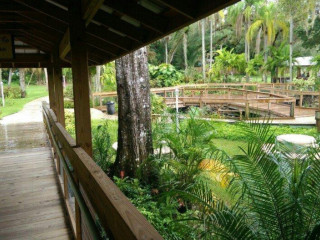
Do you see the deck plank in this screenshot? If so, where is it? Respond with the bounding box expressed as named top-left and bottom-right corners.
top-left (0, 123), bottom-right (73, 240)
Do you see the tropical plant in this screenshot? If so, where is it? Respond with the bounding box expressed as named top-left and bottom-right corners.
top-left (246, 54), bottom-right (264, 77)
top-left (165, 121), bottom-right (320, 239)
top-left (210, 48), bottom-right (246, 82)
top-left (246, 3), bottom-right (289, 82)
top-left (151, 94), bottom-right (167, 115)
top-left (265, 43), bottom-right (292, 82)
top-left (92, 121), bottom-right (114, 173)
top-left (149, 64), bottom-right (183, 87)
top-left (101, 62), bottom-right (116, 91)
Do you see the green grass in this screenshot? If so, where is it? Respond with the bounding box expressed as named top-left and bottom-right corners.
top-left (213, 138), bottom-right (247, 156)
top-left (0, 84), bottom-right (48, 118)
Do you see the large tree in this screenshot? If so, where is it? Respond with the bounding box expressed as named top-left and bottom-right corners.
top-left (19, 68), bottom-right (26, 98)
top-left (112, 47), bottom-right (153, 178)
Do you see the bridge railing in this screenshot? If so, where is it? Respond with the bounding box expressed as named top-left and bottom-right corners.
top-left (93, 85), bottom-right (296, 119)
top-left (42, 102), bottom-right (163, 240)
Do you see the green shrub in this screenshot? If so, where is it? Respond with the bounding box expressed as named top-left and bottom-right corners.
top-left (64, 85), bottom-right (73, 99)
top-left (64, 99), bottom-right (74, 108)
top-left (149, 64), bottom-right (183, 87)
top-left (3, 86), bottom-right (21, 99)
top-left (151, 94), bottom-right (166, 114)
top-left (92, 121), bottom-right (115, 173)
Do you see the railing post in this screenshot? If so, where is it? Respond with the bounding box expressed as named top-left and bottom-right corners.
top-left (245, 102), bottom-right (250, 119)
top-left (299, 95), bottom-right (303, 107)
top-left (290, 102), bottom-right (295, 118)
top-left (53, 50), bottom-right (65, 127)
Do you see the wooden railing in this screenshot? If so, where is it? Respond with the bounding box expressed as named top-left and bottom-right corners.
top-left (93, 84), bottom-right (296, 118)
top-left (42, 102), bottom-right (163, 240)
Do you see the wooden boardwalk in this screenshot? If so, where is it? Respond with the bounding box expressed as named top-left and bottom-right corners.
top-left (0, 123), bottom-right (73, 240)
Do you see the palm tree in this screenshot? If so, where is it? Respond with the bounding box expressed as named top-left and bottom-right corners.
top-left (166, 122), bottom-right (320, 239)
top-left (247, 3), bottom-right (288, 82)
top-left (201, 19), bottom-right (206, 82)
top-left (279, 0), bottom-right (318, 82)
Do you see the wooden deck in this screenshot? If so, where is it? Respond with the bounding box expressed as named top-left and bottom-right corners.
top-left (0, 123), bottom-right (73, 240)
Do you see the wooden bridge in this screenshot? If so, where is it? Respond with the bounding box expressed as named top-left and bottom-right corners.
top-left (93, 83), bottom-right (318, 119)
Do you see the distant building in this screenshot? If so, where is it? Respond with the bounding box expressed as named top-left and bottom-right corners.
top-left (294, 56), bottom-right (316, 79)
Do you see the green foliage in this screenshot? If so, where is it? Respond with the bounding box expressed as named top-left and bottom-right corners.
top-left (165, 122), bottom-right (320, 239)
top-left (114, 176), bottom-right (194, 239)
top-left (149, 64), bottom-right (183, 87)
top-left (246, 54), bottom-right (264, 76)
top-left (293, 78), bottom-right (315, 91)
top-left (64, 85), bottom-right (73, 99)
top-left (3, 86), bottom-right (22, 99)
top-left (151, 94), bottom-right (167, 114)
top-left (210, 48), bottom-right (246, 82)
top-left (64, 99), bottom-right (74, 108)
top-left (101, 62), bottom-right (116, 91)
top-left (65, 111), bottom-right (75, 138)
top-left (265, 43), bottom-right (291, 80)
top-left (92, 121), bottom-right (114, 173)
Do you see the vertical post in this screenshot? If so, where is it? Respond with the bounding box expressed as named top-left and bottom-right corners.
top-left (299, 95), bottom-right (303, 108)
top-left (47, 65), bottom-right (56, 112)
top-left (290, 102), bottom-right (295, 118)
top-left (175, 87), bottom-right (179, 132)
top-left (69, 0), bottom-right (92, 156)
top-left (245, 102), bottom-right (250, 119)
top-left (53, 52), bottom-right (65, 127)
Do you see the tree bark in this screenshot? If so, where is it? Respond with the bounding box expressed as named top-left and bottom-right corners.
top-left (183, 32), bottom-right (188, 70)
top-left (289, 15), bottom-right (294, 82)
top-left (263, 30), bottom-right (268, 83)
top-left (8, 69), bottom-right (12, 86)
top-left (209, 19), bottom-right (213, 70)
top-left (44, 68), bottom-right (48, 89)
top-left (201, 19), bottom-right (206, 82)
top-left (255, 28), bottom-right (262, 55)
top-left (19, 68), bottom-right (26, 98)
top-left (95, 65), bottom-right (101, 92)
top-left (113, 47), bottom-right (153, 178)
top-left (164, 37), bottom-right (169, 64)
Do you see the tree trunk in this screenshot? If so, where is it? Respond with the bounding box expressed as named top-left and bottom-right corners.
top-left (164, 37), bottom-right (169, 64)
top-left (255, 28), bottom-right (262, 55)
top-left (112, 47), bottom-right (153, 178)
top-left (8, 69), bottom-right (12, 86)
top-left (95, 65), bottom-right (101, 92)
top-left (263, 30), bottom-right (268, 83)
top-left (44, 68), bottom-right (48, 89)
top-left (183, 32), bottom-right (188, 70)
top-left (245, 21), bottom-right (250, 82)
top-left (289, 15), bottom-right (293, 82)
top-left (201, 19), bottom-right (206, 82)
top-left (209, 19), bottom-right (213, 70)
top-left (19, 68), bottom-right (26, 98)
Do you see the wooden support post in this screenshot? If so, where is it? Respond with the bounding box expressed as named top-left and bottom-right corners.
top-left (245, 102), bottom-right (250, 119)
top-left (299, 95), bottom-right (303, 108)
top-left (53, 52), bottom-right (65, 127)
top-left (290, 102), bottom-right (295, 118)
top-left (69, 0), bottom-right (92, 157)
top-left (47, 66), bottom-right (56, 111)
top-left (227, 88), bottom-right (231, 99)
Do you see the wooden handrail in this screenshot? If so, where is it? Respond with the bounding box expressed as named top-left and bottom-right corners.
top-left (42, 102), bottom-right (163, 240)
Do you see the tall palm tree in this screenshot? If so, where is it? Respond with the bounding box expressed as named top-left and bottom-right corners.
top-left (247, 3), bottom-right (288, 82)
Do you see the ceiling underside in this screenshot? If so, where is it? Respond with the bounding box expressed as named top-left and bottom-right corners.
top-left (0, 0), bottom-right (238, 68)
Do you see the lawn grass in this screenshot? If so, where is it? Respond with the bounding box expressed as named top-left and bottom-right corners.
top-left (0, 84), bottom-right (48, 118)
top-left (213, 138), bottom-right (247, 156)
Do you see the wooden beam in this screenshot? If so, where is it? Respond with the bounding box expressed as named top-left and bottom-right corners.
top-left (94, 11), bottom-right (145, 42)
top-left (69, 0), bottom-right (93, 156)
top-left (47, 65), bottom-right (56, 111)
top-left (154, 0), bottom-right (195, 19)
top-left (104, 0), bottom-right (166, 34)
top-left (86, 24), bottom-right (131, 51)
top-left (53, 51), bottom-right (65, 127)
top-left (59, 0), bottom-right (103, 62)
top-left (14, 0), bottom-right (68, 23)
top-left (17, 12), bottom-right (67, 33)
top-left (0, 54), bottom-right (50, 63)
